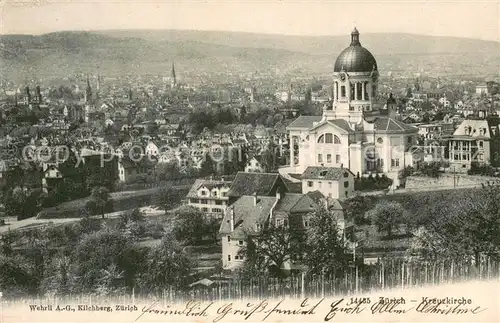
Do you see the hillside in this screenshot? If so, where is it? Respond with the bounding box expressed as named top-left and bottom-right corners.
top-left (1, 30), bottom-right (499, 81)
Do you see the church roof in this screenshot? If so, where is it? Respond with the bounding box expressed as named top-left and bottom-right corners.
top-left (309, 119), bottom-right (355, 133)
top-left (373, 117), bottom-right (417, 133)
top-left (287, 116), bottom-right (322, 129)
top-left (334, 28), bottom-right (377, 73)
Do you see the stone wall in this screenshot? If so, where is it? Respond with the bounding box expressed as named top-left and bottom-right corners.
top-left (405, 174), bottom-right (500, 192)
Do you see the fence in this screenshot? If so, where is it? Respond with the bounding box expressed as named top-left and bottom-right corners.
top-left (117, 178), bottom-right (197, 191)
top-left (5, 257), bottom-right (499, 305)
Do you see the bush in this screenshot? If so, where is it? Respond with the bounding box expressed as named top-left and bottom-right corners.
top-left (354, 174), bottom-right (393, 191)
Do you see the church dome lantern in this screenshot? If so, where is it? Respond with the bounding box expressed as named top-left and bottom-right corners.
top-left (334, 28), bottom-right (377, 73)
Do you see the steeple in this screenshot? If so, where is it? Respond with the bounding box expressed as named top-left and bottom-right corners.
top-left (171, 62), bottom-right (177, 89)
top-left (350, 27), bottom-right (360, 46)
top-left (85, 75), bottom-right (92, 103)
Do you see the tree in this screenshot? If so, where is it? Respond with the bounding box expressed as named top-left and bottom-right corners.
top-left (172, 206), bottom-right (206, 245)
top-left (87, 187), bottom-right (112, 219)
top-left (199, 153), bottom-right (216, 178)
top-left (305, 207), bottom-right (348, 277)
top-left (239, 221), bottom-right (300, 278)
top-left (139, 235), bottom-right (192, 291)
top-left (416, 186), bottom-right (500, 263)
top-left (152, 187), bottom-right (183, 210)
top-left (367, 201), bottom-right (406, 238)
top-left (72, 229), bottom-right (142, 293)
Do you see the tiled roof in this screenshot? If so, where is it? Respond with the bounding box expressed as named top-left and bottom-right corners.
top-left (276, 193), bottom-right (320, 213)
top-left (227, 172), bottom-right (281, 197)
top-left (186, 178), bottom-right (232, 199)
top-left (372, 117), bottom-right (417, 132)
top-left (287, 116), bottom-right (322, 129)
top-left (219, 196), bottom-right (276, 238)
top-left (301, 166), bottom-right (353, 180)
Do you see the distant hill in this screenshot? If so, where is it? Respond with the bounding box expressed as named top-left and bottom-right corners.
top-left (1, 29), bottom-right (499, 81)
top-left (97, 29), bottom-right (500, 56)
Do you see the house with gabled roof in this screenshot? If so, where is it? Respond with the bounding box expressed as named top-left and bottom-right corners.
top-left (226, 171), bottom-right (290, 204)
top-left (219, 190), bottom-right (349, 271)
top-left (186, 178), bottom-right (233, 218)
top-left (301, 166), bottom-right (355, 199)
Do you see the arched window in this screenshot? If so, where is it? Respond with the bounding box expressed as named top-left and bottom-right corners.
top-left (318, 133), bottom-right (341, 144)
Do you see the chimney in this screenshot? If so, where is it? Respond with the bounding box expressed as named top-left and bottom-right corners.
top-left (253, 192), bottom-right (257, 206)
top-left (229, 207), bottom-right (235, 232)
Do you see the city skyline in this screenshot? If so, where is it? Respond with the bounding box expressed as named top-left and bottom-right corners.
top-left (1, 0), bottom-right (499, 42)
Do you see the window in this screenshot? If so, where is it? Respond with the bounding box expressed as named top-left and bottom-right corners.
top-left (284, 219), bottom-right (288, 227)
top-left (238, 240), bottom-right (244, 246)
top-left (479, 153), bottom-right (484, 161)
top-left (320, 170), bottom-right (328, 177)
top-left (227, 236), bottom-right (231, 242)
top-left (336, 155), bottom-right (341, 164)
top-left (215, 200), bottom-right (223, 205)
top-left (345, 191), bottom-right (348, 197)
top-left (344, 181), bottom-right (349, 188)
top-left (234, 255), bottom-right (239, 260)
top-left (343, 172), bottom-right (349, 178)
top-left (304, 220), bottom-right (309, 228)
top-left (201, 200), bottom-right (208, 204)
top-left (307, 181), bottom-right (313, 187)
top-left (377, 137), bottom-right (383, 144)
top-left (212, 191), bottom-right (218, 197)
top-left (479, 141), bottom-right (484, 148)
top-left (325, 133), bottom-right (333, 143)
top-left (212, 208), bottom-right (223, 213)
top-left (318, 154), bottom-right (323, 163)
top-left (391, 159), bottom-right (400, 167)
top-left (202, 207), bottom-right (209, 212)
top-left (317, 135), bottom-right (325, 143)
top-left (327, 154), bottom-right (332, 163)
top-left (341, 86), bottom-right (346, 97)
top-left (201, 190), bottom-right (207, 196)
top-left (334, 135), bottom-right (341, 144)
top-left (228, 255), bottom-right (231, 261)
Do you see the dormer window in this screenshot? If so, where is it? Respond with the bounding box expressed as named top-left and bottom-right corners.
top-left (319, 170), bottom-right (328, 177)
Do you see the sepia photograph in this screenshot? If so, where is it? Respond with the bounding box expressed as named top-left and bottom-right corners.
top-left (0, 0), bottom-right (499, 322)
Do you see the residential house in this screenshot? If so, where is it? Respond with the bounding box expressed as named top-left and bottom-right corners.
top-left (227, 172), bottom-right (290, 204)
top-left (219, 191), bottom-right (348, 270)
top-left (448, 110), bottom-right (500, 171)
top-left (301, 166), bottom-right (355, 199)
top-left (186, 178), bottom-right (232, 218)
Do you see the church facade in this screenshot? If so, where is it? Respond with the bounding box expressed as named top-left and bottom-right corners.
top-left (286, 28), bottom-right (418, 177)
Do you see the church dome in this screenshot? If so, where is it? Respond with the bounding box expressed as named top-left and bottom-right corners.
top-left (334, 28), bottom-right (377, 73)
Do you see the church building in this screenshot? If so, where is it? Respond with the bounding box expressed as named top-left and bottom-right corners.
top-left (285, 28), bottom-right (418, 179)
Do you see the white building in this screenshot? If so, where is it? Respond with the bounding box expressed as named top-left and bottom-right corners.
top-left (284, 28), bottom-right (418, 178)
top-left (186, 178), bottom-right (232, 218)
top-left (300, 166), bottom-right (355, 199)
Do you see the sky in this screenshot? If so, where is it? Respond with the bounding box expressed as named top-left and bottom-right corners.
top-left (1, 0), bottom-right (499, 41)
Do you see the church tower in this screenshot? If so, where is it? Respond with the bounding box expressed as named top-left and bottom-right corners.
top-left (85, 75), bottom-right (92, 103)
top-left (171, 62), bottom-right (177, 89)
top-left (327, 27), bottom-right (379, 124)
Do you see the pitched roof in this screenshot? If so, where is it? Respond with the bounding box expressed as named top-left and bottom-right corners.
top-left (309, 119), bottom-right (355, 133)
top-left (227, 172), bottom-right (282, 197)
top-left (301, 166), bottom-right (353, 180)
top-left (219, 196), bottom-right (276, 237)
top-left (372, 117), bottom-right (417, 132)
top-left (275, 193), bottom-right (320, 213)
top-left (287, 116), bottom-right (322, 129)
top-left (186, 178), bottom-right (232, 199)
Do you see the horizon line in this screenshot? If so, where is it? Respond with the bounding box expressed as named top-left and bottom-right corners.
top-left (1, 27), bottom-right (499, 43)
